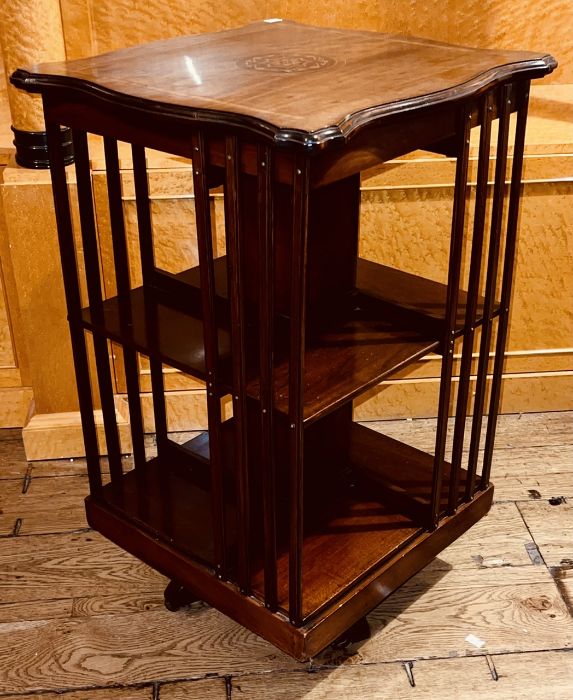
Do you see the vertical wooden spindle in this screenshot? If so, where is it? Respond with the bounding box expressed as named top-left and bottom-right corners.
top-left (131, 145), bottom-right (155, 287)
top-left (103, 137), bottom-right (146, 471)
top-left (257, 143), bottom-right (278, 610)
top-left (224, 135), bottom-right (250, 593)
top-left (429, 108), bottom-right (471, 528)
top-left (131, 144), bottom-right (169, 457)
top-left (288, 156), bottom-right (310, 624)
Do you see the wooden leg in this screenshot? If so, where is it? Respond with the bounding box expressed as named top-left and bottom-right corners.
top-left (163, 580), bottom-right (201, 612)
top-left (330, 615), bottom-right (371, 649)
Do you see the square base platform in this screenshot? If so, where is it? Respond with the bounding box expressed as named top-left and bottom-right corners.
top-left (86, 481), bottom-right (493, 660)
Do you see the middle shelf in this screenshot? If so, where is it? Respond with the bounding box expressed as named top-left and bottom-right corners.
top-left (81, 257), bottom-right (494, 424)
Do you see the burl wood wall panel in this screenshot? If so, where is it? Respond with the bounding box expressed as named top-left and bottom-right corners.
top-left (0, 0), bottom-right (66, 131)
top-left (59, 0), bottom-right (572, 83)
top-left (0, 263), bottom-right (15, 371)
top-left (0, 167), bottom-right (79, 415)
top-left (0, 168), bottom-right (33, 427)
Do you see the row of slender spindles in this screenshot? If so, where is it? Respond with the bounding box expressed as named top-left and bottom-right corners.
top-left (431, 81), bottom-right (531, 523)
top-left (103, 137), bottom-right (147, 473)
top-left (429, 108), bottom-right (472, 528)
top-left (257, 143), bottom-right (278, 611)
top-left (45, 122), bottom-right (289, 614)
top-left (481, 83), bottom-right (530, 487)
top-left (44, 114), bottom-right (102, 496)
top-left (288, 157), bottom-right (311, 624)
top-left (449, 93), bottom-right (494, 511)
top-left (72, 130), bottom-right (124, 486)
top-left (465, 84), bottom-right (512, 491)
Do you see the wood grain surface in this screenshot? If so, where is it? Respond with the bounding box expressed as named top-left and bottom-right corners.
top-left (518, 500), bottom-right (573, 570)
top-left (0, 411), bottom-right (571, 696)
top-left (12, 21), bottom-right (556, 145)
top-left (0, 689), bottom-right (154, 700)
top-left (232, 650), bottom-right (573, 698)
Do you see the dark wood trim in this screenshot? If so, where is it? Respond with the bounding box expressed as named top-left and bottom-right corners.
top-left (11, 26), bottom-right (556, 154)
top-left (11, 125), bottom-right (73, 169)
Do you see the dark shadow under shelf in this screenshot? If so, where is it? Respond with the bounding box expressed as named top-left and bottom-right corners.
top-left (356, 258), bottom-right (499, 337)
top-left (80, 285), bottom-right (228, 379)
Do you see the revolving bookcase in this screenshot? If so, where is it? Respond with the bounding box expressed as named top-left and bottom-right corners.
top-left (12, 21), bottom-right (556, 660)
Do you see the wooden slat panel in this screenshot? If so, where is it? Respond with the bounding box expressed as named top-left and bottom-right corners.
top-left (431, 502), bottom-right (535, 570)
top-left (232, 650), bottom-right (573, 699)
top-left (518, 501), bottom-right (573, 569)
top-left (0, 689), bottom-right (153, 700)
top-left (257, 143), bottom-right (278, 611)
top-left (0, 531), bottom-right (164, 603)
top-left (224, 134), bottom-right (250, 592)
top-left (0, 606), bottom-right (299, 695)
top-left (329, 567), bottom-right (573, 664)
top-left (191, 129), bottom-right (226, 577)
top-left (159, 678), bottom-right (228, 699)
top-left (0, 475), bottom-right (89, 536)
top-left (288, 155), bottom-right (310, 623)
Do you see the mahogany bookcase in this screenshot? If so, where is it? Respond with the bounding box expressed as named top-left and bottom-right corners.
top-left (12, 21), bottom-right (555, 660)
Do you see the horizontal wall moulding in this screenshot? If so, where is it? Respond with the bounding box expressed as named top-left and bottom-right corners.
top-left (361, 177), bottom-right (573, 191)
top-left (22, 407), bottom-right (132, 461)
top-left (380, 370), bottom-right (573, 386)
top-left (355, 372), bottom-right (573, 420)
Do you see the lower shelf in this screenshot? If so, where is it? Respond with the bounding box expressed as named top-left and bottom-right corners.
top-left (90, 421), bottom-right (476, 622)
top-left (86, 482), bottom-right (493, 660)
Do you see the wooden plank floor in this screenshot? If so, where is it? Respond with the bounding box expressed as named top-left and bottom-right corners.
top-left (0, 412), bottom-right (571, 698)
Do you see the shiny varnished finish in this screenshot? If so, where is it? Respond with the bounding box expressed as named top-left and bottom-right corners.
top-left (451, 93), bottom-right (494, 509)
top-left (430, 109), bottom-right (471, 528)
top-left (12, 21), bottom-right (555, 149)
top-left (21, 23), bottom-right (556, 661)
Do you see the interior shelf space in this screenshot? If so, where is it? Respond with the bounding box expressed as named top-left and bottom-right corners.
top-left (94, 419), bottom-right (462, 622)
top-left (80, 256), bottom-right (495, 423)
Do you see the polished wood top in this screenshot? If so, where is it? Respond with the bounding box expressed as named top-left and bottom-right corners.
top-left (12, 20), bottom-right (556, 148)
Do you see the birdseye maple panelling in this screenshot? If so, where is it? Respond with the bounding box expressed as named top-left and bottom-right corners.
top-left (58, 0), bottom-right (571, 84)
